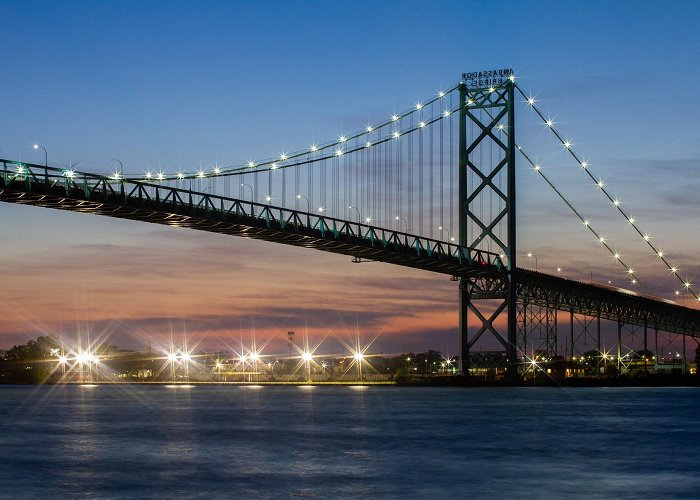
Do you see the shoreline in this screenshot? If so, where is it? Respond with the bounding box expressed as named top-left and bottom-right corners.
top-left (2, 376), bottom-right (699, 388)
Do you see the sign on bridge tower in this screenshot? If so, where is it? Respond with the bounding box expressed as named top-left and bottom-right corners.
top-left (458, 70), bottom-right (517, 377)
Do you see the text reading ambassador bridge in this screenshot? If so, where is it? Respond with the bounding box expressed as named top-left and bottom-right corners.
top-left (2, 70), bottom-right (699, 379)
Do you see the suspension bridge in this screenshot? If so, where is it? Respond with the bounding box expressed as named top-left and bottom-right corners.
top-left (2, 70), bottom-right (699, 379)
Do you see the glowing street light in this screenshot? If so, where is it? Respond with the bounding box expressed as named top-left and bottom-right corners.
top-left (395, 216), bottom-right (408, 233)
top-left (111, 158), bottom-right (123, 178)
top-left (438, 226), bottom-right (455, 242)
top-left (348, 206), bottom-right (361, 224)
top-left (296, 194), bottom-right (310, 212)
top-left (32, 144), bottom-right (48, 166)
top-left (527, 252), bottom-right (538, 272)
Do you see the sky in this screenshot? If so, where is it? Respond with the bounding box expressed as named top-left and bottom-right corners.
top-left (1, 0), bottom-right (699, 357)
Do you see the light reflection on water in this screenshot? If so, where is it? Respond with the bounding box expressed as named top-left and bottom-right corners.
top-left (0, 385), bottom-right (699, 497)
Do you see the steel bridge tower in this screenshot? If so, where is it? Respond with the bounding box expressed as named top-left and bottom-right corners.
top-left (458, 76), bottom-right (517, 378)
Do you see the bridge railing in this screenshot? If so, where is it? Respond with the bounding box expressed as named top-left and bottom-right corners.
top-left (0, 159), bottom-right (505, 271)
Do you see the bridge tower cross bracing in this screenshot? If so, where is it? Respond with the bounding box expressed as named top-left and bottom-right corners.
top-left (458, 78), bottom-right (517, 378)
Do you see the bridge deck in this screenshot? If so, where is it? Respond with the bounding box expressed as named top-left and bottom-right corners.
top-left (2, 159), bottom-right (700, 337)
top-left (0, 160), bottom-right (503, 280)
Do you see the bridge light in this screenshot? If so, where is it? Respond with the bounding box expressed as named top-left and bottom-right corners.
top-left (353, 352), bottom-right (364, 361)
top-left (583, 219), bottom-right (590, 226)
top-left (671, 266), bottom-right (678, 274)
top-left (563, 141), bottom-right (572, 149)
top-left (658, 251), bottom-right (664, 257)
top-left (366, 125), bottom-right (373, 132)
top-left (310, 144), bottom-right (318, 152)
top-left (613, 199), bottom-right (620, 207)
top-left (415, 103), bottom-right (423, 110)
top-left (213, 166), bottom-right (221, 174)
top-left (581, 161), bottom-right (588, 168)
top-left (365, 142), bottom-right (372, 148)
top-left (111, 171), bottom-right (121, 180)
top-left (339, 135), bottom-right (347, 143)
top-left (302, 352), bottom-right (313, 362)
top-left (628, 217), bottom-right (636, 224)
top-left (365, 217), bottom-right (373, 224)
top-left (271, 163), bottom-right (278, 169)
top-left (545, 119), bottom-right (554, 127)
top-left (438, 90), bottom-right (445, 97)
top-left (33, 144), bottom-right (39, 149)
top-left (144, 171), bottom-right (153, 180)
top-left (675, 290), bottom-right (680, 296)
top-left (527, 97), bottom-right (536, 106)
top-left (443, 110), bottom-right (450, 117)
top-left (391, 114), bottom-right (399, 121)
top-left (599, 236), bottom-right (606, 243)
top-left (393, 131), bottom-right (400, 139)
top-left (534, 164), bottom-right (541, 172)
top-left (488, 87), bottom-right (495, 93)
top-left (467, 98), bottom-right (474, 105)
top-left (247, 161), bottom-right (255, 168)
top-left (156, 172), bottom-right (165, 181)
top-left (58, 355), bottom-right (68, 364)
top-left (643, 234), bottom-right (650, 241)
top-left (685, 281), bottom-right (691, 288)
top-left (419, 121), bottom-right (426, 128)
top-left (167, 353), bottom-right (178, 362)
top-left (317, 207), bottom-right (324, 213)
top-left (631, 279), bottom-right (637, 284)
top-left (613, 252), bottom-right (620, 260)
top-left (627, 268), bottom-right (634, 274)
top-left (597, 180), bottom-right (604, 188)
top-left (280, 153), bottom-right (288, 160)
top-left (527, 252), bottom-right (532, 257)
top-left (197, 170), bottom-right (206, 178)
top-left (180, 352), bottom-right (191, 362)
top-left (508, 74), bottom-right (516, 82)
top-left (335, 149), bottom-right (343, 156)
top-left (64, 170), bottom-right (75, 179)
top-left (265, 196), bottom-right (272, 203)
top-left (177, 172), bottom-right (184, 179)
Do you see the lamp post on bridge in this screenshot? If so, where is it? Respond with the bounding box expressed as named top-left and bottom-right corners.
top-left (296, 194), bottom-right (310, 212)
top-left (395, 216), bottom-right (408, 232)
top-left (395, 216), bottom-right (409, 245)
top-left (438, 226), bottom-right (455, 243)
top-left (111, 158), bottom-right (123, 177)
top-left (348, 206), bottom-right (361, 224)
top-left (527, 252), bottom-right (538, 272)
top-left (241, 183), bottom-right (254, 216)
top-left (32, 144), bottom-right (48, 166)
top-left (297, 194), bottom-right (311, 226)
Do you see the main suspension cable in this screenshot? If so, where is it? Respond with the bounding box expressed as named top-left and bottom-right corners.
top-left (515, 83), bottom-right (698, 301)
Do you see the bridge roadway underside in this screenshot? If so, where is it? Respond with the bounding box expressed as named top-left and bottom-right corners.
top-left (2, 175), bottom-right (700, 337)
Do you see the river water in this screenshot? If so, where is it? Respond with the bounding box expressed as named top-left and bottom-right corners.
top-left (0, 385), bottom-right (698, 498)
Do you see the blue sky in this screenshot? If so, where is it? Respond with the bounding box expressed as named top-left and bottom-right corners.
top-left (1, 0), bottom-right (699, 354)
